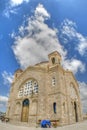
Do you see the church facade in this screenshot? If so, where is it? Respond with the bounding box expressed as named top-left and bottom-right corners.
top-left (6, 51), bottom-right (83, 126)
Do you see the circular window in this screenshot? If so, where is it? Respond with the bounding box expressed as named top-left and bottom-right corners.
top-left (52, 57), bottom-right (55, 64)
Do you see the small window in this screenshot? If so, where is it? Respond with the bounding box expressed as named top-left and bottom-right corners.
top-left (52, 57), bottom-right (55, 64)
top-left (52, 77), bottom-right (56, 86)
top-left (53, 102), bottom-right (56, 114)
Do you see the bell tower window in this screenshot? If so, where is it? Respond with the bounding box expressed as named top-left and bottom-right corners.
top-left (52, 57), bottom-right (55, 64)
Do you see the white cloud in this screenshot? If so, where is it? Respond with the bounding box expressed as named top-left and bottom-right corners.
top-left (35, 4), bottom-right (50, 21)
top-left (10, 31), bottom-right (16, 38)
top-left (2, 71), bottom-right (14, 86)
top-left (0, 103), bottom-right (4, 108)
top-left (0, 96), bottom-right (8, 102)
top-left (4, 7), bottom-right (17, 18)
top-left (63, 58), bottom-right (85, 74)
top-left (60, 19), bottom-right (76, 41)
top-left (60, 19), bottom-right (87, 56)
top-left (79, 81), bottom-right (87, 113)
top-left (3, 0), bottom-right (29, 18)
top-left (10, 0), bottom-right (29, 7)
top-left (12, 4), bottom-right (67, 69)
top-left (0, 96), bottom-right (8, 112)
top-left (11, 4), bottom-right (85, 74)
top-left (76, 33), bottom-right (87, 55)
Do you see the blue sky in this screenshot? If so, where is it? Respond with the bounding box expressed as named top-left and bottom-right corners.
top-left (0, 0), bottom-right (87, 113)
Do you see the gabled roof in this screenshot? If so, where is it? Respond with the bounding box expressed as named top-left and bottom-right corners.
top-left (48, 51), bottom-right (61, 57)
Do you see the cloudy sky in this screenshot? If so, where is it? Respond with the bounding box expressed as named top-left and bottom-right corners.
top-left (0, 0), bottom-right (87, 113)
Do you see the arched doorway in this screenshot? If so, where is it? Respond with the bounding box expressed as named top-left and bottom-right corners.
top-left (21, 99), bottom-right (29, 122)
top-left (74, 102), bottom-right (78, 122)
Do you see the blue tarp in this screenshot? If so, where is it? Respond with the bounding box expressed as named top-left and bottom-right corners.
top-left (41, 120), bottom-right (51, 128)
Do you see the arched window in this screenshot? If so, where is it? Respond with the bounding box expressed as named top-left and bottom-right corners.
top-left (23, 99), bottom-right (29, 106)
top-left (53, 102), bottom-right (56, 114)
top-left (52, 57), bottom-right (55, 64)
top-left (18, 79), bottom-right (38, 98)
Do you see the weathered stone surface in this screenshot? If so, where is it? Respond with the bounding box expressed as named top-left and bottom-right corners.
top-left (6, 51), bottom-right (83, 126)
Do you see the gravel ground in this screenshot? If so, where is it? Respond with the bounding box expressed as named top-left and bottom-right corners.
top-left (0, 120), bottom-right (87, 130)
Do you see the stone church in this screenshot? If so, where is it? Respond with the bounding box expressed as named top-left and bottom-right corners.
top-left (6, 51), bottom-right (83, 126)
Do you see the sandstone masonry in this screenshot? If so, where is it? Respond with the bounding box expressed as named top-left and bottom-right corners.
top-left (6, 51), bottom-right (83, 126)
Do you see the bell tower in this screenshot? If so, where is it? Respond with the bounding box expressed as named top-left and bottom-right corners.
top-left (48, 51), bottom-right (61, 66)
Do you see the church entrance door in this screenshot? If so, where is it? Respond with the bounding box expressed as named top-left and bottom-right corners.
top-left (21, 99), bottom-right (29, 122)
